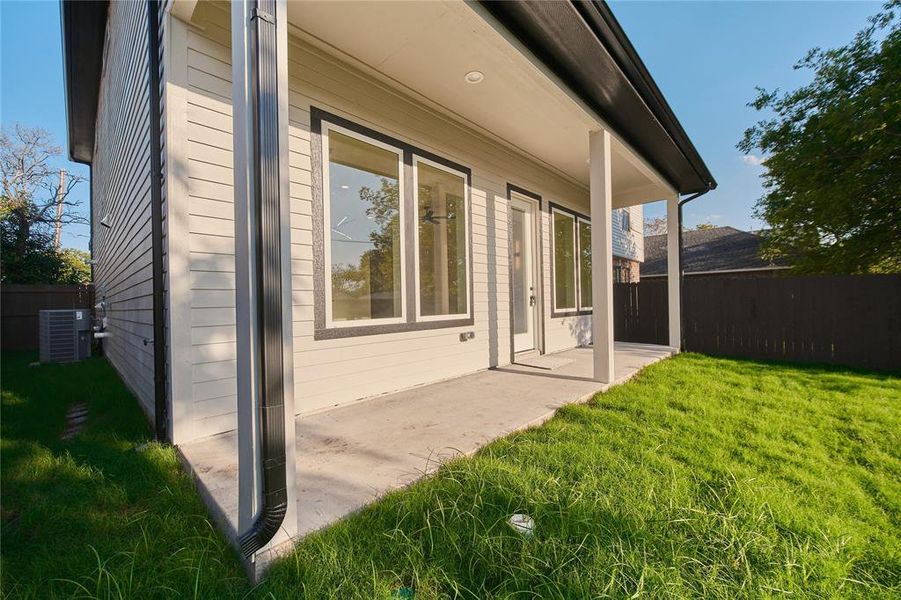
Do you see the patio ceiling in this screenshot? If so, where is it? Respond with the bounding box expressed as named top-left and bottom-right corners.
top-left (286, 0), bottom-right (674, 206)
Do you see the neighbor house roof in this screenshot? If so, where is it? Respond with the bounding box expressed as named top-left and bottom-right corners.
top-left (62, 0), bottom-right (716, 193)
top-left (643, 227), bottom-right (786, 276)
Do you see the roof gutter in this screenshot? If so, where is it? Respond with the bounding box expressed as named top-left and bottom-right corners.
top-left (477, 0), bottom-right (716, 194)
top-left (60, 0), bottom-right (107, 164)
top-left (145, 0), bottom-right (167, 441)
top-left (578, 1), bottom-right (717, 192)
top-left (677, 190), bottom-right (711, 350)
top-left (237, 0), bottom-right (288, 558)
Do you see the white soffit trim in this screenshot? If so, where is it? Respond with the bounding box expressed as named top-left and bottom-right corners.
top-left (468, 0), bottom-right (677, 196)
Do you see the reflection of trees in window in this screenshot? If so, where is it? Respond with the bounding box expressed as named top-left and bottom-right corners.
top-left (579, 220), bottom-right (592, 308)
top-left (417, 162), bottom-right (467, 316)
top-left (331, 176), bottom-right (401, 321)
top-left (554, 211), bottom-right (576, 310)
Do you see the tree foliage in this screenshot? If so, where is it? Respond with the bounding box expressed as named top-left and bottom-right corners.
top-left (693, 222), bottom-right (717, 231)
top-left (644, 216), bottom-right (667, 236)
top-left (0, 124), bottom-right (89, 284)
top-left (738, 1), bottom-right (901, 274)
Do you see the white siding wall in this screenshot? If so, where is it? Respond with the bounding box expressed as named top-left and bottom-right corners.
top-left (173, 4), bottom-right (645, 439)
top-left (91, 0), bottom-right (158, 416)
top-left (613, 206), bottom-right (644, 263)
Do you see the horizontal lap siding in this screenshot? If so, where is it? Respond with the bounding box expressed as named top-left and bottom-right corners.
top-left (182, 4), bottom-right (591, 437)
top-left (613, 206), bottom-right (644, 263)
top-left (183, 5), bottom-right (236, 439)
top-left (92, 1), bottom-right (156, 415)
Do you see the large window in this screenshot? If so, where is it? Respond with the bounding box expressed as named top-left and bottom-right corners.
top-left (578, 218), bottom-right (592, 310)
top-left (324, 126), bottom-right (404, 325)
top-left (552, 205), bottom-right (592, 315)
top-left (415, 158), bottom-right (469, 318)
top-left (553, 210), bottom-right (577, 311)
top-left (315, 109), bottom-right (472, 338)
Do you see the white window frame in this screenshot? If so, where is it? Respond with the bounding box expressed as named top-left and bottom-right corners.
top-left (550, 206), bottom-right (579, 314)
top-left (321, 121), bottom-right (407, 329)
top-left (412, 155), bottom-right (472, 322)
top-left (576, 216), bottom-right (593, 312)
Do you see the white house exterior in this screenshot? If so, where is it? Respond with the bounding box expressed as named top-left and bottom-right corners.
top-left (63, 0), bottom-right (714, 568)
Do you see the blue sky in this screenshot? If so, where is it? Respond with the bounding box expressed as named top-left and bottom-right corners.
top-left (0, 1), bottom-right (881, 251)
top-left (609, 0), bottom-right (880, 230)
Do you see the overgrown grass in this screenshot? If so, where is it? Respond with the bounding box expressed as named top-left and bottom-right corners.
top-left (1, 352), bottom-right (245, 598)
top-left (260, 355), bottom-right (900, 599)
top-left (2, 352), bottom-right (899, 598)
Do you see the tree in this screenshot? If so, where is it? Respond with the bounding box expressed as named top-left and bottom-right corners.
top-left (644, 216), bottom-right (667, 236)
top-left (0, 124), bottom-right (89, 284)
top-left (693, 222), bottom-right (717, 231)
top-left (738, 1), bottom-right (901, 274)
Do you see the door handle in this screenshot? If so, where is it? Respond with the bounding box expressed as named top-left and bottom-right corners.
top-left (529, 295), bottom-right (536, 307)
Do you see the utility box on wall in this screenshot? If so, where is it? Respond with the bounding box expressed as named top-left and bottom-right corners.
top-left (38, 309), bottom-right (92, 363)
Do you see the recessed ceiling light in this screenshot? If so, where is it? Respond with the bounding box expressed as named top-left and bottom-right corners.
top-left (464, 70), bottom-right (484, 84)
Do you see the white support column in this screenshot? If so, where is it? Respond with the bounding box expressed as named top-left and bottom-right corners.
top-left (589, 130), bottom-right (614, 383)
top-left (667, 193), bottom-right (681, 350)
top-left (232, 0), bottom-right (297, 559)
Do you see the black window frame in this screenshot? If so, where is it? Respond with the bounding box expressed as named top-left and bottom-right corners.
top-left (549, 202), bottom-right (593, 318)
top-left (311, 107), bottom-right (474, 340)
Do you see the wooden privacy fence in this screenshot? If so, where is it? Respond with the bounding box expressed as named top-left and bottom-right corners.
top-left (614, 274), bottom-right (901, 372)
top-left (614, 279), bottom-right (668, 345)
top-left (1, 284), bottom-right (94, 351)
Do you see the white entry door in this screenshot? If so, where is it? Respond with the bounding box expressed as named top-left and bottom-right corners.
top-left (511, 195), bottom-right (538, 353)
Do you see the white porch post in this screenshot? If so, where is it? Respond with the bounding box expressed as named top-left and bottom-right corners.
top-left (666, 193), bottom-right (681, 349)
top-left (589, 130), bottom-right (614, 383)
top-left (232, 0), bottom-right (297, 557)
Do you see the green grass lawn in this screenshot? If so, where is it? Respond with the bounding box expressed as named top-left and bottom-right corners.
top-left (2, 351), bottom-right (899, 598)
top-left (0, 352), bottom-right (246, 598)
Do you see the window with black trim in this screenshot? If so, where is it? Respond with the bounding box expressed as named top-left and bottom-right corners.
top-left (551, 204), bottom-right (592, 316)
top-left (323, 124), bottom-right (405, 326)
top-left (552, 209), bottom-right (577, 311)
top-left (414, 157), bottom-right (470, 319)
top-left (578, 218), bottom-right (592, 310)
top-left (313, 108), bottom-right (473, 339)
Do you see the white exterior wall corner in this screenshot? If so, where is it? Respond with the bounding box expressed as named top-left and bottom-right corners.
top-left (91, 0), bottom-right (159, 419)
top-left (162, 8), bottom-right (194, 444)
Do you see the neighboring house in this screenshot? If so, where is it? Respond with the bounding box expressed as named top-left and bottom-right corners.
top-left (62, 0), bottom-right (713, 563)
top-left (643, 226), bottom-right (787, 278)
top-left (613, 207), bottom-right (643, 282)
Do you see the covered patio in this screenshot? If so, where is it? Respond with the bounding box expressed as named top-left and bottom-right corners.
top-left (179, 342), bottom-right (674, 553)
top-left (161, 0), bottom-right (715, 577)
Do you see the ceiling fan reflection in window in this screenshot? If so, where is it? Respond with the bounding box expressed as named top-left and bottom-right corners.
top-left (421, 191), bottom-right (463, 224)
top-left (331, 215), bottom-right (354, 240)
top-left (421, 208), bottom-right (457, 224)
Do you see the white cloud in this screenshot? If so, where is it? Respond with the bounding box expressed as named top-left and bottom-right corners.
top-left (742, 154), bottom-right (765, 166)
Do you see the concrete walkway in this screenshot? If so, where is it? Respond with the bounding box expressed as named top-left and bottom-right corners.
top-left (179, 342), bottom-right (675, 545)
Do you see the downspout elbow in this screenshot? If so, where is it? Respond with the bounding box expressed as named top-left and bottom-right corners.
top-left (238, 492), bottom-right (288, 558)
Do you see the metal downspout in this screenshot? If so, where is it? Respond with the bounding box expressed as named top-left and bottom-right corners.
top-left (238, 0), bottom-right (288, 558)
top-left (146, 0), bottom-right (167, 441)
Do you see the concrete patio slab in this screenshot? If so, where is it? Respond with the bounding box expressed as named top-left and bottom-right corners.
top-left (178, 342), bottom-right (675, 548)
